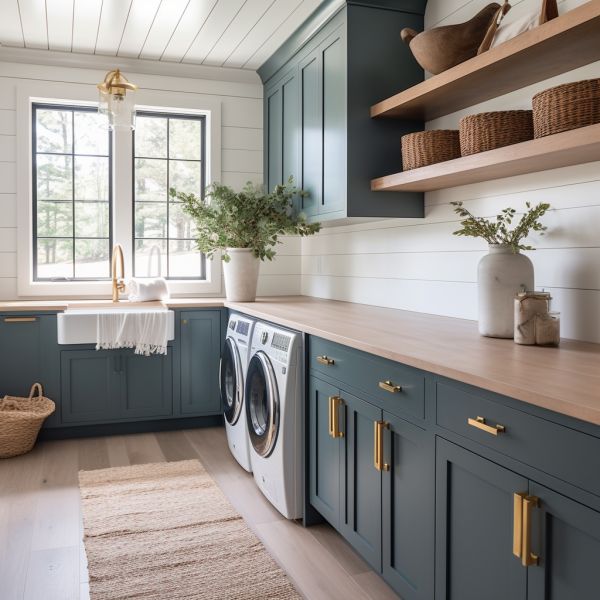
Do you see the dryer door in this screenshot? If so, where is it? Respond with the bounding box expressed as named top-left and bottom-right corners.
top-left (245, 351), bottom-right (280, 458)
top-left (220, 337), bottom-right (243, 425)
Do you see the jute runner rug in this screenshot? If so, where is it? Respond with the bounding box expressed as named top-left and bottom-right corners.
top-left (79, 459), bottom-right (300, 599)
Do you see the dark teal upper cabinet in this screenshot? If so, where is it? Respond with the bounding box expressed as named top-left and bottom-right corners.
top-left (259, 0), bottom-right (426, 222)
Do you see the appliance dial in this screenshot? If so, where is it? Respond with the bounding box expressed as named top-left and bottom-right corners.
top-left (261, 331), bottom-right (268, 344)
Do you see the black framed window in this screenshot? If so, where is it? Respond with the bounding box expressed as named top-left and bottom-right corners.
top-left (133, 111), bottom-right (206, 280)
top-left (32, 103), bottom-right (112, 281)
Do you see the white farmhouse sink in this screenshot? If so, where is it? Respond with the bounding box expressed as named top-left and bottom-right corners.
top-left (57, 306), bottom-right (175, 345)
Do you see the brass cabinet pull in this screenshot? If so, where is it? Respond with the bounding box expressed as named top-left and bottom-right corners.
top-left (317, 355), bottom-right (335, 366)
top-left (379, 380), bottom-right (402, 393)
top-left (328, 396), bottom-right (344, 438)
top-left (521, 495), bottom-right (540, 567)
top-left (513, 492), bottom-right (540, 567)
top-left (328, 396), bottom-right (333, 437)
top-left (373, 420), bottom-right (389, 471)
top-left (467, 416), bottom-right (506, 436)
top-left (4, 317), bottom-right (37, 323)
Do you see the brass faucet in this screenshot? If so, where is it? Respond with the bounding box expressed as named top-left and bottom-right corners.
top-left (111, 244), bottom-right (126, 302)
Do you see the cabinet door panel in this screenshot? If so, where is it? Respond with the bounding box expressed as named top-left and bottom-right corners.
top-left (382, 412), bottom-right (433, 600)
top-left (341, 390), bottom-right (382, 570)
top-left (300, 53), bottom-right (321, 218)
top-left (121, 351), bottom-right (172, 418)
top-left (309, 376), bottom-right (341, 528)
top-left (282, 72), bottom-right (299, 192)
top-left (436, 438), bottom-right (527, 600)
top-left (61, 350), bottom-right (120, 423)
top-left (266, 85), bottom-right (283, 191)
top-left (528, 482), bottom-right (600, 600)
top-left (180, 311), bottom-right (221, 416)
top-left (321, 29), bottom-right (346, 215)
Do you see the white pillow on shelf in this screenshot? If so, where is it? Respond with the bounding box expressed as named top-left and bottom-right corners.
top-left (491, 9), bottom-right (549, 48)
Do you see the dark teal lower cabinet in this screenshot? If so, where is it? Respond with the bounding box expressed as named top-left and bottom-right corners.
top-left (61, 350), bottom-right (121, 424)
top-left (435, 438), bottom-right (527, 600)
top-left (309, 376), bottom-right (342, 528)
top-left (382, 412), bottom-right (433, 600)
top-left (179, 310), bottom-right (221, 416)
top-left (341, 390), bottom-right (382, 571)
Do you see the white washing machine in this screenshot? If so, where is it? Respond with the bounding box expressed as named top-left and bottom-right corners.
top-left (245, 320), bottom-right (303, 519)
top-left (220, 313), bottom-right (255, 472)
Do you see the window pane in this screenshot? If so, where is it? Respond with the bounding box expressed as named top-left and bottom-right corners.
top-left (74, 112), bottom-right (109, 155)
top-left (75, 239), bottom-right (110, 278)
top-left (135, 202), bottom-right (167, 238)
top-left (37, 154), bottom-right (72, 200)
top-left (36, 109), bottom-right (72, 154)
top-left (74, 201), bottom-right (109, 238)
top-left (170, 160), bottom-right (201, 197)
top-left (135, 116), bottom-right (167, 158)
top-left (169, 118), bottom-right (201, 160)
top-left (75, 156), bottom-right (109, 201)
top-left (37, 238), bottom-right (73, 279)
top-left (169, 202), bottom-right (197, 239)
top-left (169, 239), bottom-right (203, 279)
top-left (134, 239), bottom-right (167, 278)
top-left (135, 158), bottom-right (167, 202)
top-left (37, 200), bottom-right (72, 237)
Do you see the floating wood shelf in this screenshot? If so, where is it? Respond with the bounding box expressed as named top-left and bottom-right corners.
top-left (371, 2), bottom-right (600, 121)
top-left (371, 124), bottom-right (600, 192)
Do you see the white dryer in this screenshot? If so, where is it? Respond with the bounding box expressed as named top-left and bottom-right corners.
top-left (245, 320), bottom-right (303, 519)
top-left (220, 313), bottom-right (255, 472)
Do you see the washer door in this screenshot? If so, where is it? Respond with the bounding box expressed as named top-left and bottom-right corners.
top-left (245, 351), bottom-right (279, 458)
top-left (220, 337), bottom-right (243, 425)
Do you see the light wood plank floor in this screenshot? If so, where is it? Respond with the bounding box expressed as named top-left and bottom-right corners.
top-left (0, 427), bottom-right (400, 600)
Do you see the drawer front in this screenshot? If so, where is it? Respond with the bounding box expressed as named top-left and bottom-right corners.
top-left (310, 336), bottom-right (425, 420)
top-left (436, 382), bottom-right (600, 497)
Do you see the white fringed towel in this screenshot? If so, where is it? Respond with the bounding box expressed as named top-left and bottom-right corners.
top-left (96, 310), bottom-right (169, 356)
top-left (128, 278), bottom-right (170, 302)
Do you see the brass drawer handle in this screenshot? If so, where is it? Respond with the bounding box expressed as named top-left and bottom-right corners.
top-left (4, 317), bottom-right (37, 323)
top-left (328, 396), bottom-right (344, 438)
top-left (373, 420), bottom-right (389, 472)
top-left (513, 492), bottom-right (539, 567)
top-left (317, 355), bottom-right (335, 366)
top-left (468, 416), bottom-right (506, 436)
top-left (379, 380), bottom-right (402, 393)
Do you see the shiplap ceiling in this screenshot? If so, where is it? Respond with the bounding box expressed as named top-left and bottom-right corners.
top-left (0, 0), bottom-right (325, 70)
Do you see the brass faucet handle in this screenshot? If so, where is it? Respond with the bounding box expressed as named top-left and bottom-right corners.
top-left (116, 280), bottom-right (126, 291)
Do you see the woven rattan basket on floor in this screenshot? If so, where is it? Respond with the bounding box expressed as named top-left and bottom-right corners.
top-left (459, 110), bottom-right (534, 156)
top-left (532, 78), bottom-right (600, 138)
top-left (401, 130), bottom-right (461, 170)
top-left (0, 383), bottom-right (55, 458)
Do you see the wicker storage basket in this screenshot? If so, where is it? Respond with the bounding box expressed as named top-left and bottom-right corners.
top-left (0, 383), bottom-right (55, 458)
top-left (401, 130), bottom-right (461, 170)
top-left (459, 110), bottom-right (534, 156)
top-left (532, 78), bottom-right (600, 138)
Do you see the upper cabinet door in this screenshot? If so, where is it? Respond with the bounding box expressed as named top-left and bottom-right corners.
top-left (266, 84), bottom-right (283, 192)
top-left (321, 27), bottom-right (347, 216)
top-left (179, 311), bottom-right (222, 416)
top-left (528, 482), bottom-right (600, 600)
top-left (382, 412), bottom-right (433, 600)
top-left (436, 438), bottom-right (528, 600)
top-left (299, 51), bottom-right (322, 218)
top-left (308, 375), bottom-right (341, 528)
top-left (340, 390), bottom-right (383, 571)
top-left (281, 71), bottom-right (300, 205)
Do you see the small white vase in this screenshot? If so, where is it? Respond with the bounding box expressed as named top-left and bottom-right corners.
top-left (478, 244), bottom-right (534, 338)
top-left (223, 248), bottom-right (260, 302)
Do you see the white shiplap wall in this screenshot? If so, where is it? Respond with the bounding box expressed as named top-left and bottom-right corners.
top-left (0, 59), bottom-right (300, 299)
top-left (301, 0), bottom-right (600, 343)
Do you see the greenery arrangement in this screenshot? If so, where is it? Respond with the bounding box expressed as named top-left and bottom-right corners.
top-left (170, 178), bottom-right (320, 261)
top-left (451, 201), bottom-right (551, 252)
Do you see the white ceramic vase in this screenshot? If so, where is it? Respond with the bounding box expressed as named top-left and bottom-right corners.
top-left (478, 244), bottom-right (534, 338)
top-left (223, 248), bottom-right (260, 302)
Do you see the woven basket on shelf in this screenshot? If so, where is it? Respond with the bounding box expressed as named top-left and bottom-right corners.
top-left (0, 383), bottom-right (55, 458)
top-left (532, 78), bottom-right (600, 138)
top-left (401, 130), bottom-right (461, 170)
top-left (459, 110), bottom-right (534, 156)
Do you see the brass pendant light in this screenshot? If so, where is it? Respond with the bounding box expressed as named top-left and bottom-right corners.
top-left (97, 69), bottom-right (138, 130)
